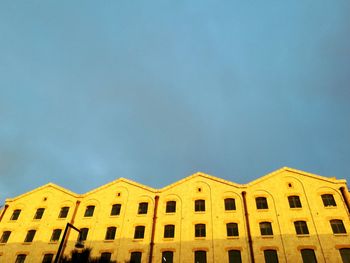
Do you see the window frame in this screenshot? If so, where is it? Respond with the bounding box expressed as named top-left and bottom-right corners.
top-left (0, 231), bottom-right (11, 243)
top-left (294, 221), bottom-right (309, 235)
top-left (264, 249), bottom-right (279, 263)
top-left (105, 226), bottom-right (117, 240)
top-left (260, 222), bottom-right (273, 236)
top-left (138, 202), bottom-right (148, 215)
top-left (228, 250), bottom-right (242, 263)
top-left (166, 201), bottom-right (176, 213)
top-left (10, 209), bottom-right (21, 220)
top-left (42, 253), bottom-right (54, 263)
top-left (224, 198), bottom-right (236, 211)
top-left (79, 228), bottom-right (89, 241)
top-left (15, 254), bottom-right (27, 263)
top-left (84, 205), bottom-right (95, 217)
top-left (301, 249), bottom-right (317, 263)
top-left (50, 229), bottom-right (62, 242)
top-left (256, 197), bottom-right (268, 209)
top-left (134, 226), bottom-right (145, 239)
top-left (321, 194), bottom-right (336, 207)
top-left (100, 252), bottom-right (112, 262)
top-left (24, 230), bottom-right (36, 243)
top-left (288, 196), bottom-right (302, 208)
top-left (194, 250), bottom-right (207, 263)
top-left (164, 224), bottom-right (175, 238)
top-left (130, 252), bottom-right (142, 263)
top-left (34, 208), bottom-right (45, 220)
top-left (195, 200), bottom-right (206, 212)
top-left (226, 222), bottom-right (239, 237)
top-left (110, 204), bottom-right (121, 216)
top-left (58, 206), bottom-right (69, 218)
top-left (330, 219), bottom-right (347, 234)
top-left (195, 224), bottom-right (206, 238)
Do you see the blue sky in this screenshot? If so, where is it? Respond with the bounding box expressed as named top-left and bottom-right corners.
top-left (1, 1), bottom-right (350, 204)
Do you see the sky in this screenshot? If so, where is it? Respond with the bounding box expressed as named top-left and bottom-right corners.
top-left (0, 1), bottom-right (350, 204)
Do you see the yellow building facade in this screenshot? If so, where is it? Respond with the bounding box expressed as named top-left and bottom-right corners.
top-left (1, 167), bottom-right (350, 263)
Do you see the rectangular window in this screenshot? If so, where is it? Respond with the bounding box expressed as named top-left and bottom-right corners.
top-left (264, 250), bottom-right (279, 263)
top-left (226, 223), bottom-right (239, 237)
top-left (79, 228), bottom-right (89, 241)
top-left (340, 248), bottom-right (350, 263)
top-left (321, 194), bottom-right (336, 207)
top-left (225, 198), bottom-right (236, 211)
top-left (105, 227), bottom-right (117, 240)
top-left (256, 197), bottom-right (268, 209)
top-left (195, 224), bottom-right (206, 237)
top-left (260, 222), bottom-right (273, 236)
top-left (138, 202), bottom-right (148, 214)
top-left (166, 201), bottom-right (176, 213)
top-left (84, 205), bottom-right (95, 217)
top-left (294, 221), bottom-right (309, 235)
top-left (42, 254), bottom-right (54, 263)
top-left (58, 207), bottom-right (69, 218)
top-left (301, 249), bottom-right (317, 263)
top-left (164, 225), bottom-right (175, 238)
top-left (330, 220), bottom-right (346, 234)
top-left (111, 204), bottom-right (121, 216)
top-left (24, 230), bottom-right (36, 242)
top-left (100, 252), bottom-right (112, 262)
top-left (194, 251), bottom-right (207, 263)
top-left (195, 200), bottom-right (205, 212)
top-left (11, 209), bottom-right (21, 220)
top-left (228, 250), bottom-right (242, 263)
top-left (288, 196), bottom-right (302, 208)
top-left (34, 208), bottom-right (45, 220)
top-left (15, 254), bottom-right (27, 263)
top-left (134, 226), bottom-right (145, 239)
top-left (0, 231), bottom-right (11, 243)
top-left (162, 251), bottom-right (174, 263)
top-left (50, 229), bottom-right (62, 242)
top-left (130, 252), bottom-right (142, 263)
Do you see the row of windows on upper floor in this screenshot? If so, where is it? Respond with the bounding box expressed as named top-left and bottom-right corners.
top-left (0, 218), bottom-right (346, 245)
top-left (7, 193), bottom-right (339, 222)
top-left (9, 246), bottom-right (350, 263)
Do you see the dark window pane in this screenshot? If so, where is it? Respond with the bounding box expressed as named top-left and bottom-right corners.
top-left (42, 254), bottom-right (54, 263)
top-left (34, 208), bottom-right (45, 219)
top-left (130, 252), bottom-right (142, 263)
top-left (228, 250), bottom-right (242, 263)
top-left (134, 226), bottom-right (145, 239)
top-left (340, 248), bottom-right (350, 263)
top-left (84, 205), bottom-right (95, 217)
top-left (58, 207), bottom-right (69, 218)
top-left (294, 221), bottom-right (309, 235)
top-left (50, 229), bottom-right (62, 242)
top-left (100, 252), bottom-right (111, 263)
top-left (11, 209), bottom-right (21, 220)
top-left (105, 227), bottom-right (117, 240)
top-left (111, 204), bottom-right (121, 216)
top-left (227, 223), bottom-right (239, 237)
top-left (194, 251), bottom-right (207, 263)
top-left (301, 249), bottom-right (317, 263)
top-left (288, 196), bottom-right (302, 208)
top-left (260, 222), bottom-right (273, 236)
top-left (138, 202), bottom-right (148, 214)
top-left (264, 250), bottom-right (279, 263)
top-left (0, 231), bottom-right (11, 243)
top-left (24, 230), bottom-right (36, 242)
top-left (225, 198), bottom-right (236, 211)
top-left (15, 254), bottom-right (26, 263)
top-left (166, 201), bottom-right (176, 213)
top-left (195, 200), bottom-right (205, 212)
top-left (79, 228), bottom-right (89, 241)
top-left (164, 225), bottom-right (175, 238)
top-left (256, 197), bottom-right (268, 209)
top-left (321, 194), bottom-right (336, 207)
top-left (330, 220), bottom-right (347, 234)
top-left (162, 251), bottom-right (174, 263)
top-left (195, 224), bottom-right (206, 237)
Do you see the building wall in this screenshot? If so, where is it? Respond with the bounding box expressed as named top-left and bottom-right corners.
top-left (0, 167), bottom-right (349, 263)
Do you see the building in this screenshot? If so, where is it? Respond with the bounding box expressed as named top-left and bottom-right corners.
top-left (0, 167), bottom-right (350, 263)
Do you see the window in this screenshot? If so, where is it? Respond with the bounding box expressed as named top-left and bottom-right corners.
top-left (166, 201), bottom-right (176, 213)
top-left (130, 252), bottom-right (142, 263)
top-left (340, 248), bottom-right (350, 263)
top-left (134, 226), bottom-right (145, 239)
top-left (228, 250), bottom-right (242, 263)
top-left (162, 251), bottom-right (174, 263)
top-left (225, 198), bottom-right (236, 211)
top-left (164, 225), bottom-right (175, 238)
top-left (301, 249), bottom-right (317, 263)
top-left (138, 202), bottom-right (148, 214)
top-left (288, 196), bottom-right (302, 208)
top-left (50, 229), bottom-right (62, 242)
top-left (256, 197), bottom-right (268, 209)
top-left (79, 228), bottom-right (89, 241)
top-left (321, 194), bottom-right (336, 207)
top-left (105, 227), bottom-right (117, 240)
top-left (330, 220), bottom-right (347, 234)
top-left (260, 222), bottom-right (273, 236)
top-left (195, 224), bottom-right (206, 237)
top-left (24, 230), bottom-right (36, 242)
top-left (226, 223), bottom-right (239, 237)
top-left (15, 254), bottom-right (27, 263)
top-left (34, 208), bottom-right (45, 219)
top-left (264, 250), bottom-right (279, 263)
top-left (58, 207), bottom-right (69, 218)
top-left (195, 200), bottom-right (205, 212)
top-left (110, 204), bottom-right (121, 216)
top-left (11, 209), bottom-right (21, 220)
top-left (0, 231), bottom-right (11, 243)
top-left (100, 252), bottom-right (112, 263)
top-left (42, 254), bottom-right (54, 263)
top-left (84, 205), bottom-right (95, 217)
top-left (194, 251), bottom-right (207, 263)
top-left (294, 221), bottom-right (309, 235)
